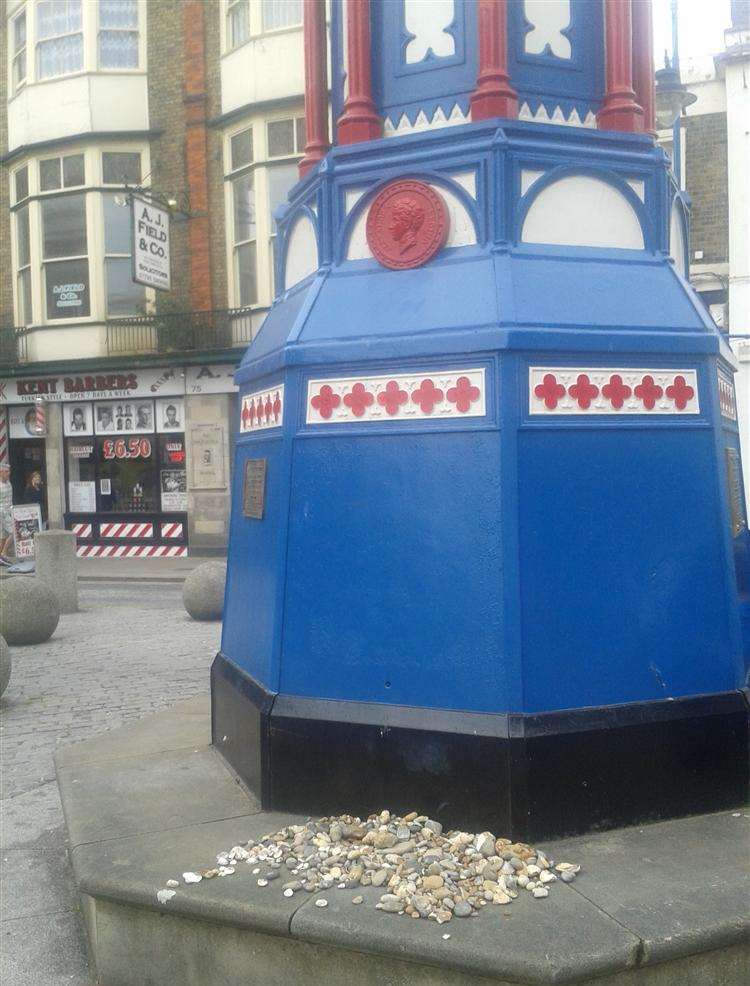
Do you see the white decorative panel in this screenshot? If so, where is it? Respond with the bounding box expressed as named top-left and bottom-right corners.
top-left (524, 0), bottom-right (571, 59)
top-left (284, 215), bottom-right (318, 290)
top-left (383, 103), bottom-right (469, 137)
top-left (718, 367), bottom-right (737, 421)
top-left (241, 385), bottom-right (284, 431)
top-left (529, 368), bottom-right (700, 415)
top-left (522, 176), bottom-right (644, 249)
top-left (450, 171), bottom-right (477, 200)
top-left (404, 0), bottom-right (455, 64)
top-left (521, 169), bottom-right (546, 194)
top-left (669, 200), bottom-right (687, 278)
top-left (518, 102), bottom-right (596, 129)
top-left (307, 369), bottom-right (486, 424)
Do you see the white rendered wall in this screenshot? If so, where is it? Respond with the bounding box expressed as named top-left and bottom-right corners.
top-left (221, 31), bottom-right (305, 116)
top-left (521, 176), bottom-right (644, 249)
top-left (8, 75), bottom-right (149, 152)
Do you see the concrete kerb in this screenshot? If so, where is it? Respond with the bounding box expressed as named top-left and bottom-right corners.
top-left (53, 700), bottom-right (750, 986)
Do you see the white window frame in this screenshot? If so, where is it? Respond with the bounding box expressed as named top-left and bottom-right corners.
top-left (9, 142), bottom-right (153, 329)
top-left (6, 0), bottom-right (146, 93)
top-left (36, 0), bottom-right (85, 82)
top-left (10, 5), bottom-right (27, 94)
top-left (97, 0), bottom-right (142, 71)
top-left (223, 109), bottom-right (304, 308)
top-left (221, 0), bottom-right (303, 54)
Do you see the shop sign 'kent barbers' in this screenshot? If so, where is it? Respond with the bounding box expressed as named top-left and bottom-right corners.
top-left (132, 196), bottom-right (171, 292)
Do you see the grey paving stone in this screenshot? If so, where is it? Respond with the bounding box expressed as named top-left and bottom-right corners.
top-left (290, 880), bottom-right (639, 984)
top-left (549, 810), bottom-right (750, 964)
top-left (54, 695), bottom-right (210, 768)
top-left (73, 811), bottom-right (308, 938)
top-left (0, 911), bottom-right (93, 986)
top-left (58, 747), bottom-right (254, 847)
top-left (1, 848), bottom-right (78, 921)
top-left (0, 781), bottom-right (69, 850)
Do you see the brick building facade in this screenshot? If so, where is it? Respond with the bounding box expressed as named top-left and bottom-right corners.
top-left (0, 0), bottom-right (305, 557)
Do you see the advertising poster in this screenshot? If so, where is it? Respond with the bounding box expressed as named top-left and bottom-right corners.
top-left (156, 397), bottom-right (185, 433)
top-left (68, 481), bottom-right (97, 513)
top-left (8, 405), bottom-right (44, 438)
top-left (190, 425), bottom-right (225, 489)
top-left (63, 403), bottom-right (94, 437)
top-left (12, 503), bottom-right (43, 560)
top-left (94, 399), bottom-right (155, 435)
top-left (160, 470), bottom-right (187, 511)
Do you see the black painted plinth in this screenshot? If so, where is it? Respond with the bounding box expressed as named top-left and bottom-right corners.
top-left (211, 653), bottom-right (749, 841)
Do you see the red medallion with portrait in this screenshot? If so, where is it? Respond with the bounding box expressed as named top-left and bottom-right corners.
top-left (366, 180), bottom-right (449, 270)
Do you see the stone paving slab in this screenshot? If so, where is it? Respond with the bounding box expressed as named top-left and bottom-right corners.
top-left (551, 810), bottom-right (750, 965)
top-left (1, 848), bottom-right (79, 922)
top-left (73, 812), bottom-right (309, 938)
top-left (57, 747), bottom-right (253, 847)
top-left (289, 874), bottom-right (639, 984)
top-left (0, 911), bottom-right (92, 986)
top-left (54, 700), bottom-right (750, 985)
top-left (54, 694), bottom-right (210, 768)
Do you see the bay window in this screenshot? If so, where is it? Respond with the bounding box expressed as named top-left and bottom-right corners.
top-left (12, 8), bottom-right (27, 93)
top-left (37, 0), bottom-right (83, 80)
top-left (267, 116), bottom-right (305, 159)
top-left (98, 0), bottom-right (139, 69)
top-left (10, 144), bottom-right (150, 328)
top-left (261, 0), bottom-right (302, 32)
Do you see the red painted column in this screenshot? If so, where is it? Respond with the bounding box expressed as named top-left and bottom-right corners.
top-left (469, 0), bottom-right (518, 121)
top-left (598, 0), bottom-right (644, 132)
top-left (299, 0), bottom-right (330, 177)
top-left (631, 0), bottom-right (655, 133)
top-left (337, 0), bottom-right (381, 144)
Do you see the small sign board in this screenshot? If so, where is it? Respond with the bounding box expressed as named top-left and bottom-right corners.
top-left (725, 447), bottom-right (747, 537)
top-left (131, 196), bottom-right (171, 292)
top-left (243, 459), bottom-right (267, 520)
top-left (11, 503), bottom-right (43, 560)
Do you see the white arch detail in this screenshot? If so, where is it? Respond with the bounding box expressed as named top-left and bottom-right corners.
top-left (284, 214), bottom-right (318, 290)
top-left (522, 175), bottom-right (645, 249)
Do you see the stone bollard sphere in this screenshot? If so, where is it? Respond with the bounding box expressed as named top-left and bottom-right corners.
top-left (0, 577), bottom-right (61, 646)
top-left (0, 636), bottom-right (10, 698)
top-left (183, 561), bottom-right (227, 621)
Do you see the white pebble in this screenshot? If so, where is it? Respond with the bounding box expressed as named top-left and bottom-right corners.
top-left (442, 933), bottom-right (451, 940)
top-left (252, 868), bottom-right (260, 875)
top-left (532, 887), bottom-right (549, 899)
top-left (182, 872), bottom-right (202, 884)
top-left (257, 879), bottom-right (268, 887)
top-left (283, 888), bottom-right (294, 898)
top-left (156, 889), bottom-right (176, 904)
top-left (315, 898), bottom-right (328, 908)
top-left (165, 879), bottom-right (179, 888)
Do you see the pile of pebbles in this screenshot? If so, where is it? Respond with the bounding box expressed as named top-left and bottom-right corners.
top-left (158, 810), bottom-right (581, 924)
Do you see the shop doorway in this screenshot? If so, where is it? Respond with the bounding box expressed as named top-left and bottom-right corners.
top-left (9, 439), bottom-right (48, 523)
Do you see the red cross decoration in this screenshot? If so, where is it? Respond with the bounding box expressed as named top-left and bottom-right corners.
top-left (568, 373), bottom-right (599, 410)
top-left (665, 375), bottom-right (695, 410)
top-left (602, 374), bottom-right (632, 409)
top-left (311, 384), bottom-right (342, 419)
top-left (447, 375), bottom-right (481, 412)
top-left (534, 373), bottom-right (566, 410)
top-left (343, 382), bottom-right (375, 417)
top-left (634, 375), bottom-right (663, 410)
top-left (377, 380), bottom-right (409, 416)
top-left (411, 379), bottom-right (444, 414)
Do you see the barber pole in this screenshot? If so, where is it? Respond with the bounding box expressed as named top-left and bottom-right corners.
top-left (34, 398), bottom-right (46, 436)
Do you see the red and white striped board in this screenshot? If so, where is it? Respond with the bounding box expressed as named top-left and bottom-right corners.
top-left (160, 522), bottom-right (184, 539)
top-left (70, 523), bottom-right (93, 539)
top-left (0, 407), bottom-right (8, 464)
top-left (77, 545), bottom-right (188, 558)
top-left (99, 522), bottom-right (154, 539)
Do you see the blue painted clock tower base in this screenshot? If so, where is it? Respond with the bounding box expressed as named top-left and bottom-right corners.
top-left (212, 117), bottom-right (749, 840)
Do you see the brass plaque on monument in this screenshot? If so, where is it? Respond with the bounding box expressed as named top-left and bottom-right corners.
top-left (725, 447), bottom-right (746, 537)
top-left (243, 458), bottom-right (267, 519)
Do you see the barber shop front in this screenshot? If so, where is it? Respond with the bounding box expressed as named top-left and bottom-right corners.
top-left (1, 364), bottom-right (238, 557)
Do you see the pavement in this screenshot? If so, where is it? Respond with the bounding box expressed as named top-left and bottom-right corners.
top-left (0, 581), bottom-right (221, 986)
top-left (53, 698), bottom-right (750, 986)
